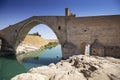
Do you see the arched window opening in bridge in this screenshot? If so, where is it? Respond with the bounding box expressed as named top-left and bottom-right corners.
top-left (58, 26), bottom-right (61, 30)
top-left (84, 30), bottom-right (87, 32)
top-left (16, 24), bottom-right (62, 70)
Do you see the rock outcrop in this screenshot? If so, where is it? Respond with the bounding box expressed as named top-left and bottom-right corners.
top-left (11, 55), bottom-right (120, 80)
top-left (16, 44), bottom-right (40, 54)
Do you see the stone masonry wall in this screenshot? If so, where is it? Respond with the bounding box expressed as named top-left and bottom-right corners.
top-left (0, 15), bottom-right (120, 59)
top-left (65, 15), bottom-right (120, 58)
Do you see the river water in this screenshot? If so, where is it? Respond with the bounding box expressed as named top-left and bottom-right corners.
top-left (0, 45), bottom-right (62, 80)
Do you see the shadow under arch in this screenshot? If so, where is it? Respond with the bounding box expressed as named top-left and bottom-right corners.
top-left (15, 19), bottom-right (63, 57)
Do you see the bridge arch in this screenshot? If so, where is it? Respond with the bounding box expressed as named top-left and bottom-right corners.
top-left (14, 19), bottom-right (63, 56)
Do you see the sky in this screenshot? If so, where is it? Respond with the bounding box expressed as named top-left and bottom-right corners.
top-left (0, 0), bottom-right (120, 39)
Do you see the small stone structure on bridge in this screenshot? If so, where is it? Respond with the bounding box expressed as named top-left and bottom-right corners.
top-left (0, 8), bottom-right (120, 59)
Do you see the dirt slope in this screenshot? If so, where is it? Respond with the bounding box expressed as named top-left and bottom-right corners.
top-left (22, 35), bottom-right (49, 48)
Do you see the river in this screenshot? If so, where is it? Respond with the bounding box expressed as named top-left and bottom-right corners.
top-left (0, 45), bottom-right (62, 80)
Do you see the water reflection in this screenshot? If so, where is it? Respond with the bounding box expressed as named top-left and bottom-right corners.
top-left (0, 45), bottom-right (62, 80)
top-left (16, 49), bottom-right (44, 62)
top-left (24, 57), bottom-right (59, 65)
top-left (0, 56), bottom-right (27, 80)
top-left (22, 45), bottom-right (62, 69)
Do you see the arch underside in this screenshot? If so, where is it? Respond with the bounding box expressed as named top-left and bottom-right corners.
top-left (15, 20), bottom-right (61, 47)
top-left (14, 19), bottom-right (63, 56)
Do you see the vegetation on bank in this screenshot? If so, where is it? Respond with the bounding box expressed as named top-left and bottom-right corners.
top-left (28, 32), bottom-right (41, 37)
top-left (44, 42), bottom-right (59, 49)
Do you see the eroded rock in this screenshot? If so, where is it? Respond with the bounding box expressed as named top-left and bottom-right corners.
top-left (11, 55), bottom-right (120, 80)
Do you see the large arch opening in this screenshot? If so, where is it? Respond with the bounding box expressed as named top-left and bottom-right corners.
top-left (0, 18), bottom-right (65, 80)
top-left (16, 23), bottom-right (62, 69)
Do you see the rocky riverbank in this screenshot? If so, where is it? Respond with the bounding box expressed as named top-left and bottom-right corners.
top-left (11, 55), bottom-right (120, 80)
top-left (16, 44), bottom-right (40, 55)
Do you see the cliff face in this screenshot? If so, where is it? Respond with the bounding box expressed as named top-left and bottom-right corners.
top-left (11, 55), bottom-right (120, 80)
top-left (16, 35), bottom-right (49, 54)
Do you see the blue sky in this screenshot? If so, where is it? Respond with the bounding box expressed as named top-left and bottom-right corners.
top-left (0, 0), bottom-right (120, 39)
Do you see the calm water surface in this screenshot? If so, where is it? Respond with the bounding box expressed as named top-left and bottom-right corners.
top-left (0, 45), bottom-right (62, 80)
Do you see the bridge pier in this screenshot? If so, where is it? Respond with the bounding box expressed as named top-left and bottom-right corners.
top-left (0, 38), bottom-right (15, 56)
top-left (62, 42), bottom-right (80, 59)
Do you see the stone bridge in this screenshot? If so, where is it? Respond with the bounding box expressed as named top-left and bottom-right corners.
top-left (0, 8), bottom-right (120, 59)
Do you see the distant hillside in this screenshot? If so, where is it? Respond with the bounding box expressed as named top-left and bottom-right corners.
top-left (16, 35), bottom-right (59, 54)
top-left (21, 35), bottom-right (49, 48)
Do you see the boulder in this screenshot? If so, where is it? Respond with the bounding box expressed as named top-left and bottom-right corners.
top-left (11, 55), bottom-right (120, 80)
